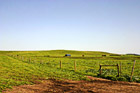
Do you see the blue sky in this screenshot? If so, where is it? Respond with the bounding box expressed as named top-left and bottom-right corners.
top-left (0, 0), bottom-right (140, 54)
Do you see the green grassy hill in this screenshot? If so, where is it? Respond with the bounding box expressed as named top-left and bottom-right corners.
top-left (0, 50), bottom-right (140, 92)
top-left (4, 50), bottom-right (111, 57)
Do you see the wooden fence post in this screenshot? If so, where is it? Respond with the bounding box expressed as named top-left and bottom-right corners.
top-left (60, 60), bottom-right (62, 69)
top-left (117, 64), bottom-right (119, 77)
top-left (74, 61), bottom-right (76, 72)
top-left (120, 62), bottom-right (122, 76)
top-left (99, 64), bottom-right (102, 76)
top-left (130, 60), bottom-right (136, 81)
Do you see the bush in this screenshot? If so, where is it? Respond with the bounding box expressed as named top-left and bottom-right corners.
top-left (132, 76), bottom-right (140, 82)
top-left (111, 76), bottom-right (118, 81)
top-left (105, 75), bottom-right (114, 80)
top-left (121, 75), bottom-right (130, 81)
top-left (117, 77), bottom-right (127, 81)
top-left (136, 79), bottom-right (140, 83)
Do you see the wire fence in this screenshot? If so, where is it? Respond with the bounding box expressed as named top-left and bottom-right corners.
top-left (8, 54), bottom-right (140, 82)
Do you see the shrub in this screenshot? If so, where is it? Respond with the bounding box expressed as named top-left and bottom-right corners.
top-left (136, 79), bottom-right (140, 83)
top-left (122, 75), bottom-right (130, 81)
top-left (117, 77), bottom-right (127, 81)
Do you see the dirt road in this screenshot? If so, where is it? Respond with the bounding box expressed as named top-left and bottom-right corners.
top-left (3, 76), bottom-right (140, 93)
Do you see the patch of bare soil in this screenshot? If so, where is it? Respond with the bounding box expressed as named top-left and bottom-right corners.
top-left (3, 76), bottom-right (140, 93)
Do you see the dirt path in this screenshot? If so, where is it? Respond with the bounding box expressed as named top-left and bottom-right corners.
top-left (3, 76), bottom-right (140, 93)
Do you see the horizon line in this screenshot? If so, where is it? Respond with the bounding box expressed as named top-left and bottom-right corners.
top-left (0, 49), bottom-right (139, 55)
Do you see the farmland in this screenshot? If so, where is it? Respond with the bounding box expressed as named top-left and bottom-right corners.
top-left (0, 50), bottom-right (140, 92)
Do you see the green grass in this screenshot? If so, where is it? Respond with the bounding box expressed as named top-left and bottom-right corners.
top-left (0, 50), bottom-right (140, 92)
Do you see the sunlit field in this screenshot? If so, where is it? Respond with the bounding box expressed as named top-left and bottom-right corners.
top-left (0, 50), bottom-right (140, 92)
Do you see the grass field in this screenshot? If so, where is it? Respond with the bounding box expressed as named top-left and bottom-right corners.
top-left (0, 50), bottom-right (140, 92)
